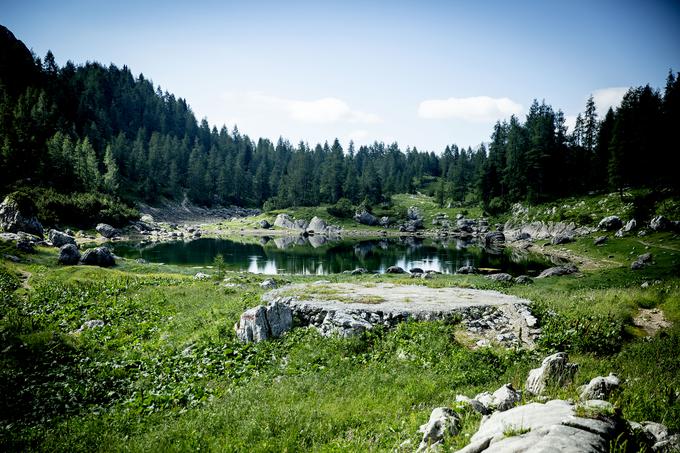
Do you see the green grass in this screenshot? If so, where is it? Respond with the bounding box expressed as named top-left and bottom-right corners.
top-left (1, 192), bottom-right (679, 451)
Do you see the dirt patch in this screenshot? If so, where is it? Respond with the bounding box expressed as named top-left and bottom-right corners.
top-left (633, 308), bottom-right (671, 336)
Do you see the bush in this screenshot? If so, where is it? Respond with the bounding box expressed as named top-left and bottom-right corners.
top-left (327, 198), bottom-right (354, 219)
top-left (485, 197), bottom-right (508, 216)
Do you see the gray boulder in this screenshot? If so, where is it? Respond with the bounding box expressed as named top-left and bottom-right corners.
top-left (485, 273), bottom-right (513, 283)
top-left (417, 407), bottom-right (460, 452)
top-left (49, 229), bottom-right (76, 247)
top-left (351, 267), bottom-right (368, 275)
top-left (258, 219), bottom-right (271, 229)
top-left (537, 265), bottom-right (578, 278)
top-left (318, 311), bottom-right (373, 337)
top-left (354, 209), bottom-right (378, 226)
top-left (514, 275), bottom-right (533, 284)
top-left (194, 272), bottom-right (210, 280)
top-left (274, 214), bottom-right (308, 230)
top-left (631, 253), bottom-right (653, 270)
top-left (260, 278), bottom-right (277, 290)
top-left (234, 301), bottom-right (293, 342)
top-left (526, 352), bottom-right (578, 395)
top-left (457, 265), bottom-right (479, 274)
top-left (307, 216), bottom-right (328, 233)
top-left (579, 373), bottom-right (621, 400)
top-left (598, 215), bottom-right (623, 231)
top-left (455, 395), bottom-right (490, 415)
top-left (474, 383), bottom-right (522, 412)
top-left (385, 265), bottom-right (406, 274)
top-left (407, 206), bottom-right (423, 221)
top-left (80, 247), bottom-right (115, 267)
top-left (0, 196), bottom-right (44, 238)
top-left (58, 243), bottom-right (81, 265)
top-left (95, 223), bottom-right (120, 239)
top-left (379, 216), bottom-right (390, 227)
top-left (484, 231), bottom-right (505, 247)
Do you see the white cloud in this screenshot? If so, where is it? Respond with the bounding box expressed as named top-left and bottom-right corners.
top-left (564, 114), bottom-right (577, 133)
top-left (592, 87), bottom-right (628, 115)
top-left (418, 96), bottom-right (523, 122)
top-left (222, 91), bottom-right (381, 124)
top-left (347, 129), bottom-right (370, 143)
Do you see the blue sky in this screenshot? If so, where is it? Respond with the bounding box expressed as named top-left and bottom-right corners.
top-left (4, 0), bottom-right (680, 151)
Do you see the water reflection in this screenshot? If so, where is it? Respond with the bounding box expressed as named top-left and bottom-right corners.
top-left (113, 236), bottom-right (550, 275)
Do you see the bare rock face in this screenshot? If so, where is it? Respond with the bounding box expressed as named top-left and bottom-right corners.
top-left (234, 301), bottom-right (293, 343)
top-left (526, 352), bottom-right (578, 395)
top-left (0, 196), bottom-right (44, 238)
top-left (417, 407), bottom-right (460, 452)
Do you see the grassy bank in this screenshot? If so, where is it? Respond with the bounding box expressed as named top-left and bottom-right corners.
top-left (1, 198), bottom-right (679, 451)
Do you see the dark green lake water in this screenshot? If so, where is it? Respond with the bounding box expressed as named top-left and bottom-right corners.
top-left (113, 236), bottom-right (552, 276)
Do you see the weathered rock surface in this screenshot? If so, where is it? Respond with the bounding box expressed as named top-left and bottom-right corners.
top-left (417, 407), bottom-right (460, 452)
top-left (631, 253), bottom-right (653, 270)
top-left (234, 301), bottom-right (293, 342)
top-left (536, 265), bottom-right (578, 278)
top-left (0, 196), bottom-right (44, 237)
top-left (594, 235), bottom-right (608, 245)
top-left (598, 215), bottom-right (623, 231)
top-left (58, 243), bottom-right (81, 265)
top-left (274, 214), bottom-right (308, 230)
top-left (526, 352), bottom-right (578, 395)
top-left (579, 373), bottom-right (621, 400)
top-left (462, 399), bottom-right (626, 453)
top-left (80, 247), bottom-right (115, 267)
top-left (551, 234), bottom-right (573, 245)
top-left (457, 265), bottom-right (479, 274)
top-left (96, 223), bottom-right (120, 239)
top-left (260, 278), bottom-right (277, 290)
top-left (484, 231), bottom-right (505, 247)
top-left (263, 283), bottom-right (538, 345)
top-left (650, 215), bottom-right (672, 232)
top-left (385, 265), bottom-right (406, 274)
top-left (473, 383), bottom-right (521, 413)
top-left (49, 229), bottom-right (76, 247)
top-left (307, 216), bottom-right (341, 235)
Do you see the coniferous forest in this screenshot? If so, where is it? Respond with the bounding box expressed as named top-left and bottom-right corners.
top-left (1, 25), bottom-right (679, 222)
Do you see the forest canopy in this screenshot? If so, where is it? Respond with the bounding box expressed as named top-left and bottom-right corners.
top-left (0, 25), bottom-right (678, 219)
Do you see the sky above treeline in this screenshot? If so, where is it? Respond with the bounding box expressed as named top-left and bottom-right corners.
top-left (4, 0), bottom-right (680, 152)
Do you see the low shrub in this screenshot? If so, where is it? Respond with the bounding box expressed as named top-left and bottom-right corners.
top-left (327, 198), bottom-right (354, 219)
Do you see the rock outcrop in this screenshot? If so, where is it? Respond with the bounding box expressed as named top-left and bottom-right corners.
top-left (274, 213), bottom-right (308, 230)
top-left (234, 301), bottom-right (293, 343)
top-left (525, 352), bottom-right (578, 395)
top-left (503, 220), bottom-right (592, 242)
top-left (417, 407), bottom-right (460, 452)
top-left (354, 209), bottom-right (379, 226)
top-left (598, 215), bottom-right (623, 231)
top-left (0, 196), bottom-right (44, 238)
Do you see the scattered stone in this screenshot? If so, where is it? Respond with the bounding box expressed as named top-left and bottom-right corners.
top-left (417, 407), bottom-right (460, 452)
top-left (385, 265), bottom-right (406, 274)
top-left (615, 219), bottom-right (637, 237)
top-left (136, 258), bottom-right (148, 264)
top-left (631, 253), bottom-right (653, 270)
top-left (80, 247), bottom-right (115, 267)
top-left (474, 383), bottom-right (522, 412)
top-left (485, 273), bottom-right (513, 283)
top-left (455, 395), bottom-right (490, 415)
top-left (457, 265), bottom-right (479, 274)
top-left (16, 237), bottom-right (35, 253)
top-left (234, 301), bottom-right (293, 343)
top-left (260, 278), bottom-right (277, 290)
top-left (514, 275), bottom-right (533, 284)
top-left (95, 223), bottom-right (120, 239)
top-left (526, 352), bottom-right (578, 395)
top-left (75, 319), bottom-right (105, 333)
top-left (258, 219), bottom-right (271, 229)
top-left (49, 229), bottom-right (77, 247)
top-left (0, 195), bottom-right (44, 237)
top-left (598, 215), bottom-right (623, 231)
top-left (579, 373), bottom-right (621, 400)
top-left (351, 268), bottom-right (368, 275)
top-left (410, 267), bottom-right (424, 274)
top-left (594, 236), bottom-right (608, 246)
top-left (58, 243), bottom-right (81, 265)
top-left (194, 272), bottom-right (210, 280)
top-left (536, 265), bottom-right (578, 278)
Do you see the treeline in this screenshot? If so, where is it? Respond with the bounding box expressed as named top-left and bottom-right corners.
top-left (0, 25), bottom-right (678, 218)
